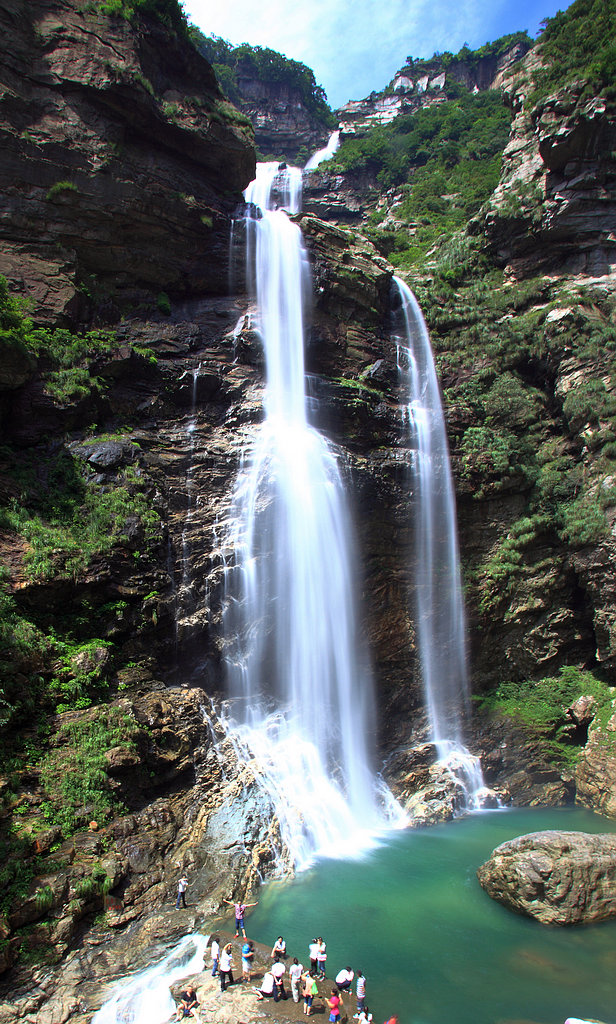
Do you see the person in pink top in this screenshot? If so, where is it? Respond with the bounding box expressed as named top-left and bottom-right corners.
top-left (325, 987), bottom-right (343, 1023)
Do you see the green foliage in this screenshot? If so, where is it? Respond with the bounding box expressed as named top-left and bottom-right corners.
top-left (0, 276), bottom-right (117, 403)
top-left (0, 836), bottom-right (36, 915)
top-left (402, 32), bottom-right (532, 81)
top-left (50, 638), bottom-right (113, 713)
top-left (2, 463), bottom-right (161, 582)
top-left (477, 514), bottom-right (552, 614)
top-left (39, 707), bottom-right (140, 835)
top-left (0, 580), bottom-right (49, 730)
top-left (35, 885), bottom-right (54, 914)
top-left (562, 378), bottom-right (616, 432)
top-left (460, 425), bottom-right (533, 496)
top-left (532, 0), bottom-right (616, 104)
top-left (46, 181), bottom-right (78, 201)
top-left (189, 29), bottom-right (335, 128)
top-left (156, 291), bottom-right (171, 315)
top-left (477, 666), bottom-right (615, 765)
top-left (97, 0), bottom-right (187, 32)
top-left (559, 488), bottom-right (611, 547)
top-left (332, 90), bottom-right (510, 266)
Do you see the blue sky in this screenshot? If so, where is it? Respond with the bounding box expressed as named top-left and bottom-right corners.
top-left (182, 0), bottom-right (571, 108)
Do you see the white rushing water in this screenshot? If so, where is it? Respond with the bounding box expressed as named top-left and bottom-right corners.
top-left (393, 277), bottom-right (485, 807)
top-left (92, 933), bottom-right (208, 1024)
top-left (221, 162), bottom-right (404, 868)
top-left (304, 129), bottom-right (341, 170)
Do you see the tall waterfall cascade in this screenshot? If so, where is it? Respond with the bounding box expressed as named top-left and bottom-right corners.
top-left (220, 161), bottom-right (405, 869)
top-left (393, 278), bottom-right (486, 809)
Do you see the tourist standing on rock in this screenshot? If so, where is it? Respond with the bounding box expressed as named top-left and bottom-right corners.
top-left (302, 969), bottom-right (319, 1015)
top-left (309, 938), bottom-right (319, 973)
top-left (355, 970), bottom-right (366, 1012)
top-left (219, 942), bottom-right (234, 991)
top-left (335, 966), bottom-right (354, 991)
top-left (176, 875), bottom-right (188, 909)
top-left (223, 896), bottom-right (259, 937)
top-left (271, 955), bottom-right (287, 1001)
top-left (208, 934), bottom-right (220, 977)
top-left (289, 956), bottom-right (304, 1003)
top-left (316, 937), bottom-right (327, 978)
top-left (325, 987), bottom-right (343, 1023)
top-left (271, 935), bottom-right (287, 958)
top-left (242, 939), bottom-right (255, 982)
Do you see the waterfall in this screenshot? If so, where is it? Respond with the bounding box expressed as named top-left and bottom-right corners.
top-left (92, 934), bottom-right (208, 1024)
top-left (221, 162), bottom-right (403, 868)
top-left (304, 130), bottom-right (341, 170)
top-left (393, 277), bottom-right (485, 807)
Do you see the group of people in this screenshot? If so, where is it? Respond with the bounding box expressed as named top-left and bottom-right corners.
top-left (248, 935), bottom-right (372, 1023)
top-left (172, 883), bottom-right (396, 1024)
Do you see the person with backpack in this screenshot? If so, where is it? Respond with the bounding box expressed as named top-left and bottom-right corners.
top-left (302, 969), bottom-right (319, 1016)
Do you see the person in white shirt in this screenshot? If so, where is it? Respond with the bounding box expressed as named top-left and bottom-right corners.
top-left (271, 936), bottom-right (287, 958)
top-left (255, 971), bottom-right (275, 1000)
top-left (289, 957), bottom-right (304, 1003)
top-left (354, 1006), bottom-right (373, 1024)
top-left (219, 942), bottom-right (234, 991)
top-left (206, 935), bottom-right (219, 977)
top-left (271, 956), bottom-right (287, 1001)
top-left (335, 967), bottom-right (354, 991)
top-left (176, 875), bottom-right (188, 909)
top-left (309, 939), bottom-right (319, 973)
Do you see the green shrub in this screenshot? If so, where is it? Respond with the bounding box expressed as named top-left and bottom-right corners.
top-left (46, 181), bottom-right (78, 201)
top-left (97, 0), bottom-right (187, 32)
top-left (156, 291), bottom-right (171, 315)
top-left (477, 666), bottom-right (615, 765)
top-left (531, 0), bottom-right (616, 105)
top-left (39, 707), bottom-right (140, 835)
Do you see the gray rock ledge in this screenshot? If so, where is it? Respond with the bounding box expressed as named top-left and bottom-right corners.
top-left (477, 830), bottom-right (616, 925)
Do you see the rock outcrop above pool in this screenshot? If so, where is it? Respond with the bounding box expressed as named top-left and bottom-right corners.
top-left (477, 830), bottom-right (616, 925)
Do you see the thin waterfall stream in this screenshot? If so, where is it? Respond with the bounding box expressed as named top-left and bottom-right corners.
top-left (393, 277), bottom-right (485, 807)
top-left (220, 162), bottom-right (404, 869)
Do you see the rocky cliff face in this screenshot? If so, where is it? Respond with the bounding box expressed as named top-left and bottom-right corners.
top-left (337, 40), bottom-right (530, 138)
top-left (478, 49), bottom-right (616, 278)
top-left (234, 63), bottom-right (330, 163)
top-left (0, 0), bottom-right (255, 322)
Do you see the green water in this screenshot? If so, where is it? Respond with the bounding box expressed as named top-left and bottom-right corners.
top-left (242, 808), bottom-right (616, 1024)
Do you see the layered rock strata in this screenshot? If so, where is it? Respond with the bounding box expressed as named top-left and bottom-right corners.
top-left (0, 0), bottom-right (255, 321)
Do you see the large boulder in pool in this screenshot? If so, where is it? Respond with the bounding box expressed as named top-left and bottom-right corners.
top-left (477, 830), bottom-right (616, 924)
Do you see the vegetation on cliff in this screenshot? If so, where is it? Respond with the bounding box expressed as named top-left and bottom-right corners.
top-left (189, 28), bottom-right (336, 128)
top-left (531, 0), bottom-right (616, 104)
top-left (0, 278), bottom-right (163, 727)
top-left (328, 89), bottom-right (511, 265)
top-left (477, 666), bottom-right (615, 766)
top-left (399, 32), bottom-right (533, 86)
top-left (96, 0), bottom-right (188, 32)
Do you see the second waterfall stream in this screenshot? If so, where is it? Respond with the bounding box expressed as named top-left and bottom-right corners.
top-left (221, 162), bottom-right (404, 869)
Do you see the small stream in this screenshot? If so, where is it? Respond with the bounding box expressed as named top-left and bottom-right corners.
top-left (244, 807), bottom-right (616, 1024)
